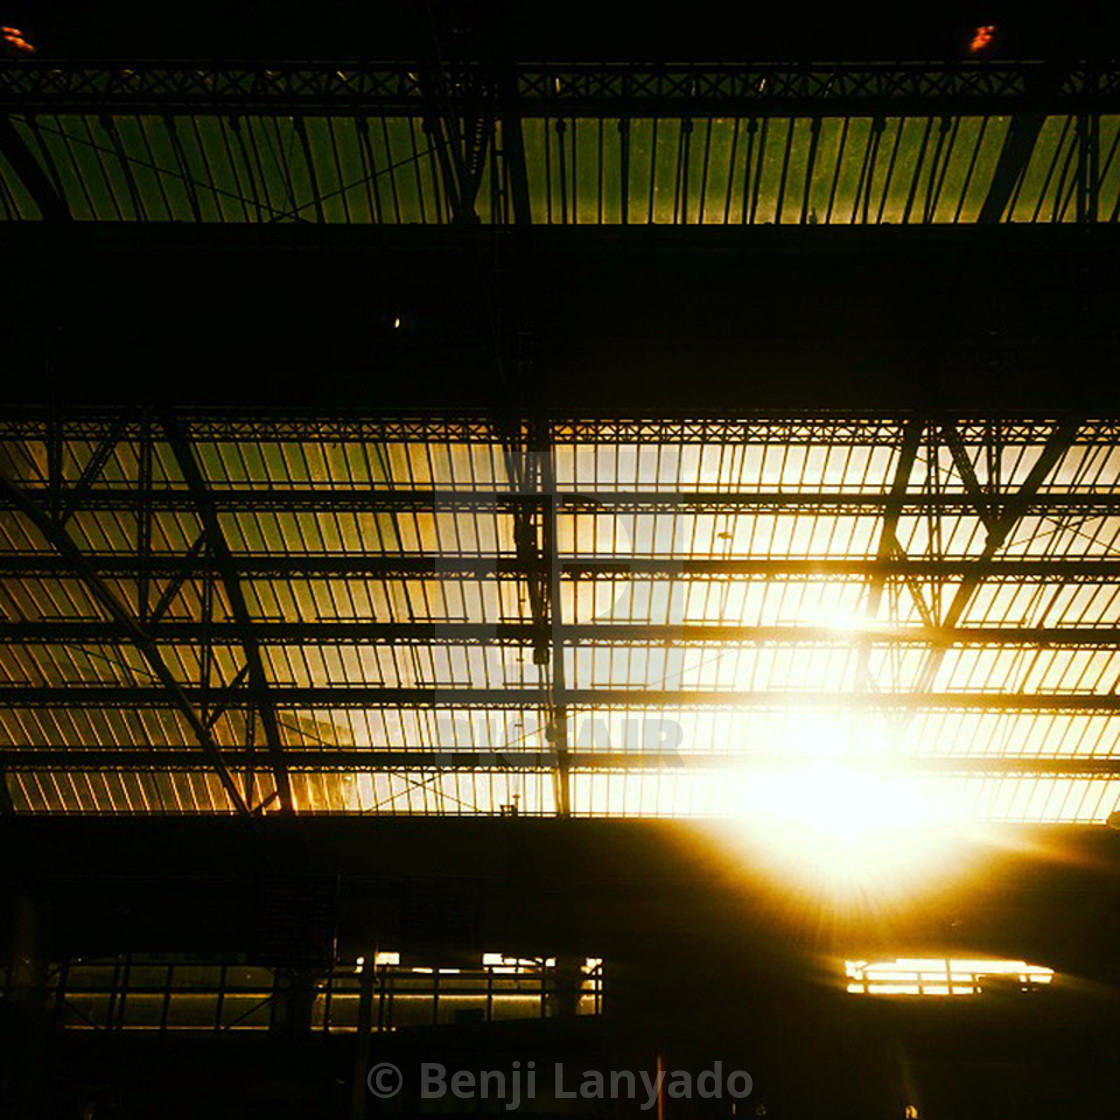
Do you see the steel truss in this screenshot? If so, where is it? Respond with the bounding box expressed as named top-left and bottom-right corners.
top-left (2, 408), bottom-right (1120, 813)
top-left (1, 60), bottom-right (1118, 117)
top-left (4, 412), bottom-right (1120, 444)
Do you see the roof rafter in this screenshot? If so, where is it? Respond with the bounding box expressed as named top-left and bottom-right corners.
top-left (857, 417), bottom-right (924, 690)
top-left (160, 414), bottom-right (294, 813)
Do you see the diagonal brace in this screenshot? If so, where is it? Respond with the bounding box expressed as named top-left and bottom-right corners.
top-left (914, 417), bottom-right (1081, 690)
top-left (161, 414), bottom-right (294, 813)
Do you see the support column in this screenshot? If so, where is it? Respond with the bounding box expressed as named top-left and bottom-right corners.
top-left (547, 954), bottom-right (583, 1019)
top-left (269, 967), bottom-right (318, 1037)
top-left (350, 961), bottom-right (375, 1120)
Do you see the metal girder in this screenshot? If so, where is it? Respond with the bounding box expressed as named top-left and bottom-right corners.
top-left (418, 62), bottom-right (492, 224)
top-left (3, 412), bottom-right (1116, 446)
top-left (0, 61), bottom-right (1116, 118)
top-left (977, 63), bottom-right (1069, 224)
top-left (147, 533), bottom-right (207, 625)
top-left (857, 418), bottom-right (923, 689)
top-left (6, 486), bottom-right (1119, 515)
top-left (2, 749), bottom-right (1118, 776)
top-left (978, 114), bottom-right (1048, 224)
top-left (941, 421), bottom-right (998, 530)
top-left (541, 442), bottom-right (571, 816)
top-left (0, 472), bottom-right (251, 814)
top-left (496, 58), bottom-right (532, 226)
top-left (0, 554), bottom-right (529, 579)
top-left (161, 415), bottom-right (293, 813)
top-left (5, 554), bottom-right (1120, 581)
top-left (504, 452), bottom-right (549, 664)
top-left (1079, 97), bottom-right (1100, 224)
top-left (6, 620), bottom-right (1120, 647)
top-left (498, 425), bottom-right (569, 814)
top-left (6, 685), bottom-right (1120, 711)
top-left (57, 417), bottom-right (126, 526)
top-left (0, 115), bottom-right (70, 221)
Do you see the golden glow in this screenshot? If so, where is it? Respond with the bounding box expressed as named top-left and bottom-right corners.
top-left (846, 957), bottom-right (1054, 996)
top-left (724, 762), bottom-right (973, 894)
top-left (820, 606), bottom-right (870, 634)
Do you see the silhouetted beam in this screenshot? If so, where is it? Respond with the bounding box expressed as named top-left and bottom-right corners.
top-left (914, 418), bottom-right (1082, 691)
top-left (0, 116), bottom-right (69, 221)
top-left (497, 62), bottom-right (532, 225)
top-left (2, 750), bottom-right (1119, 776)
top-left (6, 621), bottom-right (1120, 647)
top-left (6, 686), bottom-right (1120, 712)
top-left (0, 475), bottom-right (250, 814)
top-left (541, 451), bottom-right (571, 817)
top-left (941, 422), bottom-right (996, 529)
top-left (857, 418), bottom-right (923, 687)
top-left (978, 115), bottom-right (1047, 223)
top-left (4, 555), bottom-right (1120, 581)
top-left (162, 415), bottom-right (293, 813)
top-left (418, 63), bottom-right (489, 224)
top-left (978, 64), bottom-right (1065, 224)
top-left (5, 487), bottom-right (1119, 514)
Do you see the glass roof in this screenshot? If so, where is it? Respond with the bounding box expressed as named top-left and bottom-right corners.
top-left (0, 112), bottom-right (1110, 225)
top-left (1, 411), bottom-right (1119, 817)
top-left (0, 61), bottom-right (1117, 225)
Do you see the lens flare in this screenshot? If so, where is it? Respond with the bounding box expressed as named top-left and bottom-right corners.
top-left (722, 761), bottom-right (974, 896)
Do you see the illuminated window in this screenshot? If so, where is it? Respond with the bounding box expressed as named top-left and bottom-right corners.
top-left (845, 958), bottom-right (1054, 996)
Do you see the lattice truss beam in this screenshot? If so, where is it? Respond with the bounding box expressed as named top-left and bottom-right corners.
top-left (0, 60), bottom-right (1117, 225)
top-left (2, 410), bottom-right (1120, 819)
